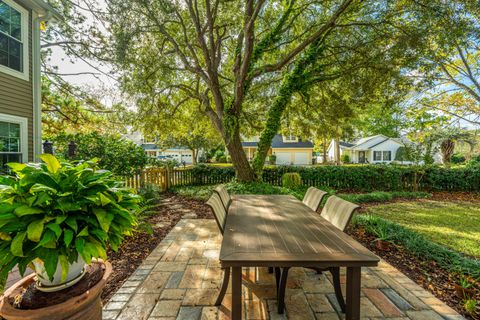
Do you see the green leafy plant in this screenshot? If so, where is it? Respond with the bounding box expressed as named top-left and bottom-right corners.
top-left (50, 132), bottom-right (150, 177)
top-left (463, 299), bottom-right (478, 315)
top-left (282, 172), bottom-right (302, 189)
top-left (0, 155), bottom-right (141, 284)
top-left (459, 275), bottom-right (474, 289)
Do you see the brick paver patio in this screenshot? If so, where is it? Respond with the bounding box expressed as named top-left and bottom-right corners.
top-left (103, 219), bottom-right (464, 320)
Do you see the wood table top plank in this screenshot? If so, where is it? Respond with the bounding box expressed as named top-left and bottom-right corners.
top-left (220, 195), bottom-right (379, 267)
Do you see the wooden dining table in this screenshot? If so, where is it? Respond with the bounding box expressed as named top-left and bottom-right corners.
top-left (219, 194), bottom-right (380, 320)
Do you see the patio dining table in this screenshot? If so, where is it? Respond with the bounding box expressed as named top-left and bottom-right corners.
top-left (219, 194), bottom-right (380, 320)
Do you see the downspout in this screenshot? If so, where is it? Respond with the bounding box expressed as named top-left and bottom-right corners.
top-left (32, 11), bottom-right (52, 160)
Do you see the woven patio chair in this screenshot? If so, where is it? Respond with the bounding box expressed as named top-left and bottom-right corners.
top-left (213, 184), bottom-right (231, 211)
top-left (302, 187), bottom-right (328, 212)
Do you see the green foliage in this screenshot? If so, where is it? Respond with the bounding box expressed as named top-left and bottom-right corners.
top-left (467, 155), bottom-right (480, 168)
top-left (282, 172), bottom-right (302, 189)
top-left (394, 147), bottom-right (411, 162)
top-left (171, 164), bottom-right (480, 192)
top-left (451, 153), bottom-right (466, 164)
top-left (0, 155), bottom-right (141, 283)
top-left (51, 132), bottom-right (150, 177)
top-left (338, 191), bottom-right (431, 204)
top-left (262, 165), bottom-right (480, 192)
top-left (340, 154), bottom-right (350, 163)
top-left (352, 215), bottom-right (480, 278)
top-left (268, 154), bottom-right (277, 165)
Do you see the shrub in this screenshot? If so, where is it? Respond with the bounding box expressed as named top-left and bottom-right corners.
top-left (50, 132), bottom-right (150, 177)
top-left (0, 155), bottom-right (141, 283)
top-left (341, 154), bottom-right (351, 163)
top-left (217, 155), bottom-right (228, 163)
top-left (282, 172), bottom-right (302, 189)
top-left (352, 215), bottom-right (480, 278)
top-left (269, 154), bottom-right (277, 165)
top-left (451, 153), bottom-right (466, 164)
top-left (338, 191), bottom-right (431, 204)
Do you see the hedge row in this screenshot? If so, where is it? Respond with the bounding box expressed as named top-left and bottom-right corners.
top-left (262, 165), bottom-right (480, 191)
top-left (188, 164), bottom-right (480, 192)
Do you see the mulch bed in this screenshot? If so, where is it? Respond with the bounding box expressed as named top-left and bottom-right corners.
top-left (347, 194), bottom-right (480, 319)
top-left (14, 263), bottom-right (104, 310)
top-left (101, 194), bottom-right (213, 302)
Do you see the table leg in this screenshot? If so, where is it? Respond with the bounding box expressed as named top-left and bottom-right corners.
top-left (231, 266), bottom-right (242, 320)
top-left (346, 267), bottom-right (361, 320)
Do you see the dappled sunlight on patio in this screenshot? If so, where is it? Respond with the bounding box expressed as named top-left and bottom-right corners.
top-left (103, 219), bottom-right (464, 320)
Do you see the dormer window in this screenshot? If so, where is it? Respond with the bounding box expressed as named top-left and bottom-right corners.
top-left (0, 0), bottom-right (28, 80)
top-left (283, 135), bottom-right (298, 143)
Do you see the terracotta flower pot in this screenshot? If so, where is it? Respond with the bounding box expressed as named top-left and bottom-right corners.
top-left (454, 283), bottom-right (475, 299)
top-left (375, 239), bottom-right (391, 251)
top-left (0, 261), bottom-right (112, 320)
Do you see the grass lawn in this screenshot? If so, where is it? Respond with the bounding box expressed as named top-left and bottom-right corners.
top-left (366, 200), bottom-right (480, 258)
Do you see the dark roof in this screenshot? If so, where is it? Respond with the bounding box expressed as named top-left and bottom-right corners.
top-left (241, 135), bottom-right (313, 148)
top-left (368, 138), bottom-right (390, 149)
top-left (142, 143), bottom-right (158, 150)
top-left (339, 141), bottom-right (355, 148)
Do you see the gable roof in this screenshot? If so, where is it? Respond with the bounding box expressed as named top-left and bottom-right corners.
top-left (339, 135), bottom-right (404, 150)
top-left (241, 134), bottom-right (313, 149)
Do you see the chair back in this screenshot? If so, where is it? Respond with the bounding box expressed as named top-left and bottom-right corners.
top-left (303, 187), bottom-right (328, 212)
top-left (320, 196), bottom-right (359, 231)
top-left (214, 184), bottom-right (231, 210)
top-left (206, 192), bottom-right (228, 234)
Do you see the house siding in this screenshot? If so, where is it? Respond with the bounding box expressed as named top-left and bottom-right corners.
top-left (0, 2), bottom-right (33, 161)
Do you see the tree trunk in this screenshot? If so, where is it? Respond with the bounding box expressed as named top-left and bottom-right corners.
top-left (440, 139), bottom-right (455, 165)
top-left (191, 149), bottom-right (197, 165)
top-left (226, 130), bottom-right (257, 182)
top-left (334, 137), bottom-right (341, 165)
top-left (322, 137), bottom-right (327, 164)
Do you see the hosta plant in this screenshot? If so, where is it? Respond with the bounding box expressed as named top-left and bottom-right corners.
top-left (0, 154), bottom-right (141, 287)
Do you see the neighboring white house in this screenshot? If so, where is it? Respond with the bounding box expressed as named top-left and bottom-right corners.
top-left (327, 135), bottom-right (405, 164)
top-left (122, 131), bottom-right (198, 164)
top-left (142, 144), bottom-right (196, 164)
top-left (242, 134), bottom-right (314, 165)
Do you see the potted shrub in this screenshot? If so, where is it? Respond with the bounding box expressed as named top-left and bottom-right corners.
top-left (371, 222), bottom-right (392, 251)
top-left (0, 155), bottom-right (141, 320)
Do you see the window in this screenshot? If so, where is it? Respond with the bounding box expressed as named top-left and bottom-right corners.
top-left (373, 151), bottom-right (382, 161)
top-left (283, 135), bottom-right (298, 143)
top-left (0, 0), bottom-right (28, 79)
top-left (383, 151), bottom-right (391, 161)
top-left (0, 115), bottom-right (27, 172)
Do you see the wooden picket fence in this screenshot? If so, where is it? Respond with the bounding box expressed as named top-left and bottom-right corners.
top-left (125, 167), bottom-right (205, 191)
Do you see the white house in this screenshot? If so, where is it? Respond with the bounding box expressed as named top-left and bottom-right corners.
top-left (327, 135), bottom-right (404, 164)
top-left (242, 134), bottom-right (314, 165)
top-left (122, 131), bottom-right (198, 164)
top-left (142, 144), bottom-right (196, 164)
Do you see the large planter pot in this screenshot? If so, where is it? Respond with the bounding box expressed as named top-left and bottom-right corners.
top-left (0, 261), bottom-right (111, 320)
top-left (32, 257), bottom-right (86, 290)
